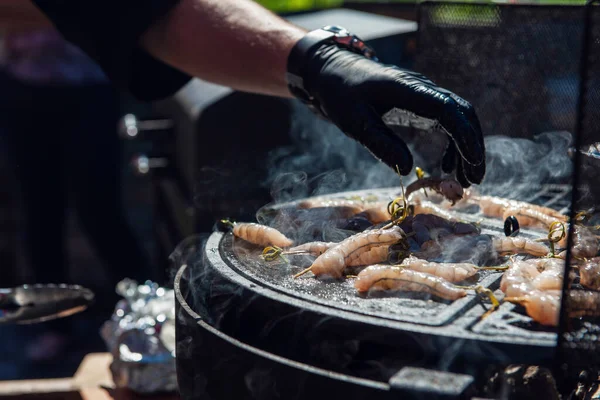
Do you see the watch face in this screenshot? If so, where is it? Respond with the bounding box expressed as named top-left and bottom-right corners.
top-left (323, 25), bottom-right (350, 36)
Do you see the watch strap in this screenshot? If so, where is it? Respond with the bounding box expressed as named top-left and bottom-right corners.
top-left (286, 26), bottom-right (378, 116)
top-left (286, 29), bottom-right (336, 107)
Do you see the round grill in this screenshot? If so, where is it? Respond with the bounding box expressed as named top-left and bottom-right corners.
top-left (177, 186), bottom-right (574, 391)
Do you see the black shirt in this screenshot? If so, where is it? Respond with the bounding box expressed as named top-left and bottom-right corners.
top-left (32, 0), bottom-right (192, 101)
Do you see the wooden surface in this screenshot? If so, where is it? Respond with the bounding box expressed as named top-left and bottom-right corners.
top-left (0, 353), bottom-right (180, 400)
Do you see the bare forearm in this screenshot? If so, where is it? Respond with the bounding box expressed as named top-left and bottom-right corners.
top-left (141, 0), bottom-right (306, 98)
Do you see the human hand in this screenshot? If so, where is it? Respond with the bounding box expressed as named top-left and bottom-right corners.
top-left (288, 43), bottom-right (486, 188)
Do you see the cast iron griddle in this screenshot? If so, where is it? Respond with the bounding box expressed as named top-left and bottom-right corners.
top-left (201, 185), bottom-right (572, 347)
top-left (228, 234), bottom-right (500, 327)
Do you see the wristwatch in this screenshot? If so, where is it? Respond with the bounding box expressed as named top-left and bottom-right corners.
top-left (286, 26), bottom-right (378, 115)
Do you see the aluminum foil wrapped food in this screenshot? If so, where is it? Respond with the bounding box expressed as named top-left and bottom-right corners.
top-left (100, 279), bottom-right (177, 394)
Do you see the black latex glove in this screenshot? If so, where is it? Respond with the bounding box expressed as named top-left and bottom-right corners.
top-left (290, 44), bottom-right (486, 187)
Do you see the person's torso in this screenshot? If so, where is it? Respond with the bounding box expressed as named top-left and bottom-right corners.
top-left (0, 29), bottom-right (107, 86)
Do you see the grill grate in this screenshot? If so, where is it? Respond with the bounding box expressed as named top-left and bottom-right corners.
top-left (189, 184), bottom-right (574, 386)
top-left (227, 233), bottom-right (501, 327)
top-left (223, 183), bottom-right (571, 332)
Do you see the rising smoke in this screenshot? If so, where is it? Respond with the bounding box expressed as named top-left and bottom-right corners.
top-left (262, 102), bottom-right (424, 202)
top-left (264, 101), bottom-right (574, 204)
top-left (482, 130), bottom-right (573, 198)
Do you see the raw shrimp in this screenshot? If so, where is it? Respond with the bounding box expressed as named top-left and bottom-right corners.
top-left (503, 206), bottom-right (566, 229)
top-left (411, 200), bottom-right (461, 222)
top-left (354, 265), bottom-right (468, 300)
top-left (355, 203), bottom-right (393, 224)
top-left (297, 198), bottom-right (380, 214)
top-left (579, 257), bottom-right (600, 290)
top-left (470, 195), bottom-right (508, 218)
top-left (346, 246), bottom-right (390, 267)
top-left (469, 195), bottom-right (566, 226)
top-left (263, 241), bottom-right (336, 262)
top-left (296, 225), bottom-right (406, 279)
top-left (507, 289), bottom-right (600, 327)
top-left (287, 241), bottom-right (337, 257)
top-left (494, 208), bottom-right (597, 259)
top-left (229, 222), bottom-right (294, 248)
top-left (493, 237), bottom-right (550, 257)
top-left (399, 256), bottom-right (479, 283)
top-left (511, 216), bottom-right (598, 260)
top-left (500, 259), bottom-right (541, 297)
top-left (501, 258), bottom-right (569, 294)
top-left (406, 178), bottom-right (464, 205)
top-left (529, 258), bottom-right (566, 291)
top-left (506, 290), bottom-right (561, 327)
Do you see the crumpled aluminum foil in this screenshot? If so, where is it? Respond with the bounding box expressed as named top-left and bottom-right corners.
top-left (100, 279), bottom-right (177, 394)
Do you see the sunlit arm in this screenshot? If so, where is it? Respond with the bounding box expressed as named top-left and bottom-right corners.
top-left (140, 0), bottom-right (307, 98)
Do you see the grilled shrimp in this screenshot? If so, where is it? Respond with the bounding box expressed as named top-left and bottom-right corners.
top-left (406, 178), bottom-right (464, 205)
top-left (232, 222), bottom-right (294, 248)
top-left (501, 258), bottom-right (568, 294)
top-left (346, 245), bottom-right (390, 267)
top-left (400, 256), bottom-right (479, 283)
top-left (502, 208), bottom-right (598, 259)
top-left (492, 237), bottom-right (550, 257)
top-left (355, 203), bottom-right (393, 224)
top-left (500, 259), bottom-right (540, 297)
top-left (503, 206), bottom-right (567, 229)
top-left (507, 289), bottom-right (600, 327)
top-left (470, 195), bottom-right (509, 218)
top-left (579, 257), bottom-right (600, 290)
top-left (494, 208), bottom-right (595, 258)
top-left (287, 241), bottom-right (337, 257)
top-left (300, 225), bottom-right (406, 278)
top-left (411, 200), bottom-right (461, 222)
top-left (506, 290), bottom-right (561, 327)
top-left (468, 195), bottom-right (565, 226)
top-left (297, 198), bottom-right (379, 214)
top-left (529, 258), bottom-right (566, 291)
top-left (354, 265), bottom-right (468, 300)
top-left (483, 196), bottom-right (564, 219)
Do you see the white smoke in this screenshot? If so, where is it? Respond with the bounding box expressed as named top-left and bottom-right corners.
top-left (481, 131), bottom-right (573, 198)
top-left (264, 100), bottom-right (574, 202)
